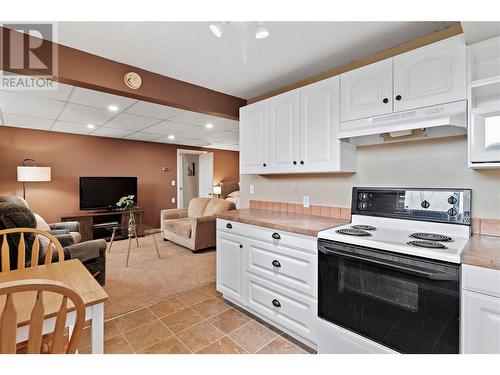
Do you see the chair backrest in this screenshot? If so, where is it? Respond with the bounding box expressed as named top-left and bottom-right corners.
top-left (0, 278), bottom-right (85, 354)
top-left (0, 228), bottom-right (65, 272)
top-left (187, 197), bottom-right (211, 218)
top-left (203, 198), bottom-right (236, 216)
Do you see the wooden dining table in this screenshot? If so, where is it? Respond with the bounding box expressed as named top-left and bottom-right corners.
top-left (0, 259), bottom-right (109, 354)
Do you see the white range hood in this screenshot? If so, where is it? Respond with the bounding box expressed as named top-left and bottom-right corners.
top-left (338, 100), bottom-right (467, 145)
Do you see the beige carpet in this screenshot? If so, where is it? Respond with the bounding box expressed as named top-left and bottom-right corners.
top-left (103, 235), bottom-right (216, 320)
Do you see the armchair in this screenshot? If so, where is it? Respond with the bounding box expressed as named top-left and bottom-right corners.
top-left (161, 197), bottom-right (235, 252)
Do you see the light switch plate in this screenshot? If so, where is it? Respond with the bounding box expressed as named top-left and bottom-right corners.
top-left (249, 184), bottom-right (255, 194)
top-left (303, 196), bottom-right (310, 208)
top-left (171, 197), bottom-right (176, 203)
top-left (171, 180), bottom-right (176, 186)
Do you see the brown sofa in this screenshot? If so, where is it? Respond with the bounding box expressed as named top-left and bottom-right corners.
top-left (161, 197), bottom-right (235, 252)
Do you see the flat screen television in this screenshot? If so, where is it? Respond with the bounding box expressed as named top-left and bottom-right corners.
top-left (80, 177), bottom-right (137, 210)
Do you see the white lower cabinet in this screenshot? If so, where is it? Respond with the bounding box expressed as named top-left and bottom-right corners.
top-left (462, 264), bottom-right (500, 353)
top-left (216, 219), bottom-right (317, 348)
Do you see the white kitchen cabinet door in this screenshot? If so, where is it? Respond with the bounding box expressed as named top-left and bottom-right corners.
top-left (393, 34), bottom-right (466, 112)
top-left (462, 290), bottom-right (500, 353)
top-left (268, 90), bottom-right (299, 173)
top-left (216, 231), bottom-right (245, 303)
top-left (300, 76), bottom-right (356, 172)
top-left (340, 58), bottom-right (393, 122)
top-left (239, 100), bottom-right (269, 174)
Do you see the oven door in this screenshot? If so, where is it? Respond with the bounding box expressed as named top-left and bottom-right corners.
top-left (318, 239), bottom-right (460, 354)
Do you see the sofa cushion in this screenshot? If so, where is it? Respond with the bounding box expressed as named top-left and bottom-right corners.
top-left (34, 213), bottom-right (51, 231)
top-left (163, 218), bottom-right (193, 238)
top-left (203, 198), bottom-right (235, 216)
top-left (187, 198), bottom-right (210, 218)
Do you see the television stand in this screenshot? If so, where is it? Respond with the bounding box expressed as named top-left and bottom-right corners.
top-left (61, 209), bottom-right (145, 241)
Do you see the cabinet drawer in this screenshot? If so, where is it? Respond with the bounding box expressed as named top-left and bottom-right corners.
top-left (246, 238), bottom-right (317, 297)
top-left (245, 224), bottom-right (317, 253)
top-left (462, 264), bottom-right (500, 298)
top-left (246, 274), bottom-right (316, 342)
top-left (216, 219), bottom-right (246, 236)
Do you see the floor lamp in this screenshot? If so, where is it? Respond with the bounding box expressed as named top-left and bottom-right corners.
top-left (17, 159), bottom-right (51, 200)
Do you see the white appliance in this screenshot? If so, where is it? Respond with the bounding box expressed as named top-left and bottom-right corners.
top-left (338, 100), bottom-right (467, 145)
top-left (317, 187), bottom-right (471, 354)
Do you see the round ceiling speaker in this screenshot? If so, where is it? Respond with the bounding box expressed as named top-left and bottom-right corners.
top-left (124, 72), bottom-right (142, 90)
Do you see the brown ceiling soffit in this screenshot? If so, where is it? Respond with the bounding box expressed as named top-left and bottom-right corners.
top-left (248, 23), bottom-right (463, 104)
top-left (0, 26), bottom-right (246, 120)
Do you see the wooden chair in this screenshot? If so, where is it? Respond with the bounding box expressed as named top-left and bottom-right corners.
top-left (0, 228), bottom-right (65, 272)
top-left (0, 278), bottom-right (85, 354)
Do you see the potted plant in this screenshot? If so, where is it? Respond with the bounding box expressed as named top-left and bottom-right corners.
top-left (116, 195), bottom-right (137, 232)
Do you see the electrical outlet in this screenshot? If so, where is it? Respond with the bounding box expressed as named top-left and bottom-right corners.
top-left (171, 180), bottom-right (176, 186)
top-left (303, 196), bottom-right (310, 208)
top-left (171, 197), bottom-right (176, 203)
top-left (249, 184), bottom-right (255, 194)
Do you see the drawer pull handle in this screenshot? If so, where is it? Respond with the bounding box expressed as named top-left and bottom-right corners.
top-left (239, 244), bottom-right (243, 248)
top-left (226, 223), bottom-right (232, 229)
top-left (272, 299), bottom-right (281, 308)
top-left (272, 260), bottom-right (281, 268)
top-left (272, 232), bottom-right (281, 240)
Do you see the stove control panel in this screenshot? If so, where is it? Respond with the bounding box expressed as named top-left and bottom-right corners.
top-left (352, 187), bottom-right (471, 226)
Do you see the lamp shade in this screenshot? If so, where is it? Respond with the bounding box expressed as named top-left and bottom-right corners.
top-left (213, 185), bottom-right (222, 195)
top-left (17, 166), bottom-right (51, 182)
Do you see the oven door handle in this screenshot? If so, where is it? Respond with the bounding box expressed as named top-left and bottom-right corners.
top-left (319, 246), bottom-right (456, 281)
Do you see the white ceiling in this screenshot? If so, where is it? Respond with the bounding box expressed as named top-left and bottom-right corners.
top-left (55, 21), bottom-right (456, 98)
top-left (0, 74), bottom-right (239, 151)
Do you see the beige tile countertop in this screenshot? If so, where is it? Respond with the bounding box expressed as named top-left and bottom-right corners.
top-left (215, 208), bottom-right (348, 237)
top-left (462, 235), bottom-right (500, 271)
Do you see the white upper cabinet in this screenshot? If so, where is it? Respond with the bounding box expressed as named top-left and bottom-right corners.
top-left (268, 90), bottom-right (299, 173)
top-left (340, 59), bottom-right (393, 122)
top-left (393, 35), bottom-right (466, 112)
top-left (239, 100), bottom-right (269, 174)
top-left (300, 76), bottom-right (356, 172)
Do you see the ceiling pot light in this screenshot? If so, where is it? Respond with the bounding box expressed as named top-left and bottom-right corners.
top-left (168, 135), bottom-right (175, 140)
top-left (86, 124), bottom-right (95, 129)
top-left (209, 22), bottom-right (226, 38)
top-left (255, 23), bottom-right (270, 39)
top-left (205, 123), bottom-right (214, 129)
top-left (108, 105), bottom-right (119, 112)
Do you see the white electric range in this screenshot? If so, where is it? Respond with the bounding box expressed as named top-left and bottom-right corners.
top-left (317, 187), bottom-right (471, 354)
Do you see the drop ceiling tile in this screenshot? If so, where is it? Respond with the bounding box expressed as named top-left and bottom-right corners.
top-left (124, 132), bottom-right (164, 141)
top-left (0, 74), bottom-right (73, 101)
top-left (174, 126), bottom-right (214, 139)
top-left (51, 121), bottom-right (94, 135)
top-left (142, 120), bottom-right (195, 135)
top-left (175, 139), bottom-right (210, 147)
top-left (213, 118), bottom-right (239, 131)
top-left (206, 143), bottom-right (240, 151)
top-left (105, 113), bottom-right (161, 131)
top-left (125, 101), bottom-right (184, 120)
top-left (204, 131), bottom-right (239, 143)
top-left (154, 136), bottom-right (191, 144)
top-left (2, 113), bottom-right (54, 130)
top-left (168, 111), bottom-right (221, 126)
top-left (69, 86), bottom-right (137, 111)
top-left (90, 127), bottom-right (133, 138)
top-left (0, 91), bottom-right (66, 119)
top-left (58, 103), bottom-right (115, 125)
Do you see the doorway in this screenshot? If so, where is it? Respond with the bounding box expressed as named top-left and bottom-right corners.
top-left (177, 149), bottom-right (214, 208)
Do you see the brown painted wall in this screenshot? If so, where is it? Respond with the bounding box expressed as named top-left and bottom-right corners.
top-left (0, 126), bottom-right (239, 227)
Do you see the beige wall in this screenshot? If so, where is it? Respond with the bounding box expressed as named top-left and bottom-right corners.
top-left (240, 136), bottom-right (500, 220)
top-left (182, 154), bottom-right (199, 204)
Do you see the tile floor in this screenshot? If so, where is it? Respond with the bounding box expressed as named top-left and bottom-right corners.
top-left (78, 283), bottom-right (315, 354)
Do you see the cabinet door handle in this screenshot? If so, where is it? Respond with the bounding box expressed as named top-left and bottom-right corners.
top-left (272, 299), bottom-right (281, 308)
top-left (272, 232), bottom-right (281, 240)
top-left (263, 163), bottom-right (267, 167)
top-left (272, 259), bottom-right (281, 268)
top-left (300, 160), bottom-right (304, 165)
top-left (382, 98), bottom-right (389, 104)
top-left (395, 95), bottom-right (402, 101)
top-left (239, 244), bottom-right (243, 248)
top-left (293, 161), bottom-right (297, 165)
top-left (226, 223), bottom-right (232, 229)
